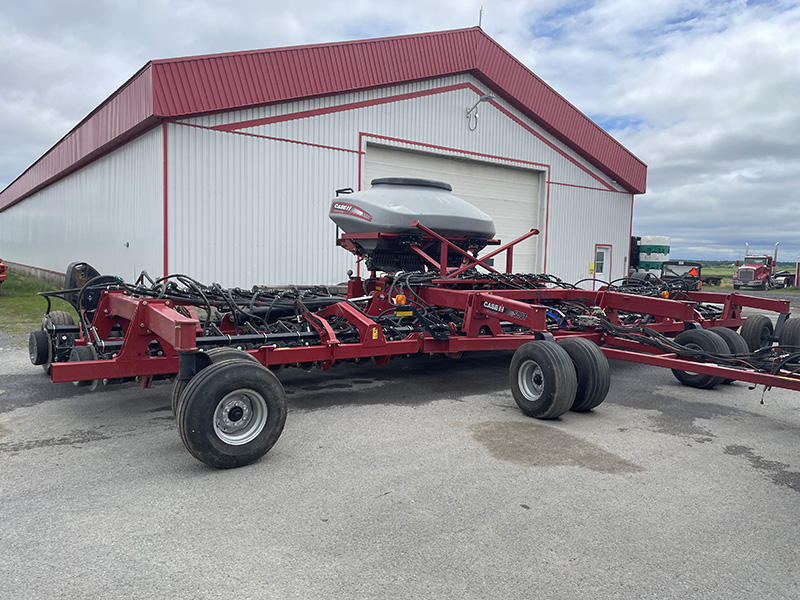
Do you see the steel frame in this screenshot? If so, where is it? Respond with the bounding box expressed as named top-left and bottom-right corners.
top-left (46, 222), bottom-right (797, 392)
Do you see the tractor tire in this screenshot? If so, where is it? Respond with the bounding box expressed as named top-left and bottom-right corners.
top-left (68, 344), bottom-right (97, 387)
top-left (557, 337), bottom-right (611, 412)
top-left (171, 347), bottom-right (261, 417)
top-left (175, 359), bottom-right (287, 469)
top-left (46, 311), bottom-right (75, 327)
top-left (778, 318), bottom-right (800, 350)
top-left (708, 327), bottom-right (750, 384)
top-left (740, 314), bottom-right (774, 351)
top-left (670, 329), bottom-right (729, 389)
top-left (509, 341), bottom-right (577, 419)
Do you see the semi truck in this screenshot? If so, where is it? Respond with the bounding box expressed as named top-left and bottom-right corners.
top-left (732, 243), bottom-right (795, 290)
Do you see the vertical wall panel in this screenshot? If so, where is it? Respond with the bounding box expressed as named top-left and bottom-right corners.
top-left (168, 123), bottom-right (356, 286)
top-left (545, 184), bottom-right (632, 287)
top-left (0, 129), bottom-right (162, 279)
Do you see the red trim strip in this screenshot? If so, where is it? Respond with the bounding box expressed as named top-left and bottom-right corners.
top-left (488, 101), bottom-right (617, 192)
top-left (549, 180), bottom-right (628, 194)
top-left (177, 122), bottom-right (359, 154)
top-left (213, 83), bottom-right (477, 132)
top-left (361, 132), bottom-right (550, 171)
top-left (162, 124), bottom-right (169, 276)
top-left (592, 243), bottom-right (613, 290)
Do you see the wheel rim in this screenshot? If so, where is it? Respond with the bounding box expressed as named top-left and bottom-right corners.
top-left (518, 360), bottom-right (544, 401)
top-left (759, 327), bottom-right (771, 347)
top-left (213, 388), bottom-right (268, 445)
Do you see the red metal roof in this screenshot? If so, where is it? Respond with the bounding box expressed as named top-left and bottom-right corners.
top-left (0, 27), bottom-right (646, 211)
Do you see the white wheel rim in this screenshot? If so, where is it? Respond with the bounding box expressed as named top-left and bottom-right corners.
top-left (519, 360), bottom-right (544, 401)
top-left (213, 388), bottom-right (268, 445)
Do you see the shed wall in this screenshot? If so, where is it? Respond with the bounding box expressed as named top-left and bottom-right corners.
top-left (170, 74), bottom-right (632, 286)
top-left (545, 184), bottom-right (633, 286)
top-left (1, 75), bottom-right (634, 288)
top-left (0, 129), bottom-right (162, 280)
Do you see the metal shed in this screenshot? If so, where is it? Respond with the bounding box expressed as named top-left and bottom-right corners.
top-left (0, 27), bottom-right (646, 287)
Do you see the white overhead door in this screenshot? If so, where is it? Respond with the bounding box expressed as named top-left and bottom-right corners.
top-left (364, 145), bottom-right (542, 273)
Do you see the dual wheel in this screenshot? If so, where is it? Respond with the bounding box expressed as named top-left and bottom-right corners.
top-left (509, 337), bottom-right (611, 420)
top-left (173, 349), bottom-right (287, 469)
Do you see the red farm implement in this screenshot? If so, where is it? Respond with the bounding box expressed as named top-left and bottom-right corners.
top-left (28, 179), bottom-right (800, 469)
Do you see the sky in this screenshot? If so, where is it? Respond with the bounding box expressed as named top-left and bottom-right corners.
top-left (1, 0), bottom-right (798, 262)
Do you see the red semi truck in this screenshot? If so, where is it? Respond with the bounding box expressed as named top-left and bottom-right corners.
top-left (732, 243), bottom-right (795, 290)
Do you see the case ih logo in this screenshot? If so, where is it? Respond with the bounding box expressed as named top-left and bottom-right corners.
top-left (331, 202), bottom-right (373, 222)
top-left (481, 301), bottom-right (528, 321)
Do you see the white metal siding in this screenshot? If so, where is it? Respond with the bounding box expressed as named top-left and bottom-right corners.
top-left (167, 123), bottom-right (356, 286)
top-left (363, 145), bottom-right (543, 273)
top-left (3, 73), bottom-right (634, 287)
top-left (0, 130), bottom-right (162, 279)
top-left (545, 185), bottom-right (633, 287)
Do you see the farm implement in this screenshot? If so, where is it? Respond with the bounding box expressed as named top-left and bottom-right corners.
top-left (28, 178), bottom-right (800, 469)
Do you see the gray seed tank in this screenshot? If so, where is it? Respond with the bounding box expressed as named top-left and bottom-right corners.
top-left (330, 177), bottom-right (497, 272)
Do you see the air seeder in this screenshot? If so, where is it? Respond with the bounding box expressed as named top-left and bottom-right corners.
top-left (29, 178), bottom-right (800, 469)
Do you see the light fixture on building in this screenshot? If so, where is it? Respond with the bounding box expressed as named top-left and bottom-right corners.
top-left (466, 93), bottom-right (495, 130)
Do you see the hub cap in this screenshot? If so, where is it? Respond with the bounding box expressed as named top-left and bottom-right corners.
top-left (518, 360), bottom-right (544, 401)
top-left (213, 388), bottom-right (268, 445)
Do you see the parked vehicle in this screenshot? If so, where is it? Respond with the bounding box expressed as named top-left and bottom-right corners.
top-left (732, 243), bottom-right (795, 290)
top-left (0, 258), bottom-right (7, 286)
top-left (660, 260), bottom-right (703, 291)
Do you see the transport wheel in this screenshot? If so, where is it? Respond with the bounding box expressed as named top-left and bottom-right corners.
top-left (708, 327), bottom-right (750, 384)
top-left (68, 345), bottom-right (98, 387)
top-left (556, 337), bottom-right (611, 412)
top-left (670, 329), bottom-right (729, 389)
top-left (29, 329), bottom-right (50, 366)
top-left (40, 311), bottom-right (75, 374)
top-left (46, 311), bottom-right (75, 327)
top-left (778, 318), bottom-right (800, 349)
top-left (176, 360), bottom-right (287, 469)
top-left (171, 347), bottom-right (261, 417)
top-left (509, 341), bottom-right (577, 419)
top-left (740, 314), bottom-right (774, 351)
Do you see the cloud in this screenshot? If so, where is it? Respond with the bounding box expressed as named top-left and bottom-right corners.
top-left (1, 0), bottom-right (798, 261)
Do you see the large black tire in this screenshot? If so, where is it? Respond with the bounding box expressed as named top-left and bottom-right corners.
top-left (778, 318), bottom-right (800, 350)
top-left (708, 326), bottom-right (750, 384)
top-left (733, 285), bottom-right (741, 290)
top-left (29, 329), bottom-right (50, 366)
top-left (740, 314), bottom-right (774, 351)
top-left (509, 341), bottom-right (577, 419)
top-left (68, 345), bottom-right (97, 387)
top-left (40, 311), bottom-right (76, 374)
top-left (557, 337), bottom-right (611, 412)
top-left (176, 360), bottom-right (287, 469)
top-left (171, 347), bottom-right (261, 417)
top-left (670, 329), bottom-right (729, 389)
top-left (46, 311), bottom-right (75, 326)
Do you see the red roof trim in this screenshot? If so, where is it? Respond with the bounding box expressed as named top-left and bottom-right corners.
top-left (1, 27), bottom-right (646, 212)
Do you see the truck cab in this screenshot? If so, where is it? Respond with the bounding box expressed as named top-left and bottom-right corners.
top-left (733, 255), bottom-right (773, 290)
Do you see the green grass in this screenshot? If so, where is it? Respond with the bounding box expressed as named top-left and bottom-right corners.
top-left (0, 272), bottom-right (74, 337)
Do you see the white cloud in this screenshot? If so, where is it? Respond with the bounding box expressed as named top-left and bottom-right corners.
top-left (1, 0), bottom-right (798, 261)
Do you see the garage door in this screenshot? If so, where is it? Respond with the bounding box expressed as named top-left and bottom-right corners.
top-left (364, 145), bottom-right (542, 273)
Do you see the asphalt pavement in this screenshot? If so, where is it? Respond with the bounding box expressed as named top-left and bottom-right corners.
top-left (1, 324), bottom-right (799, 599)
